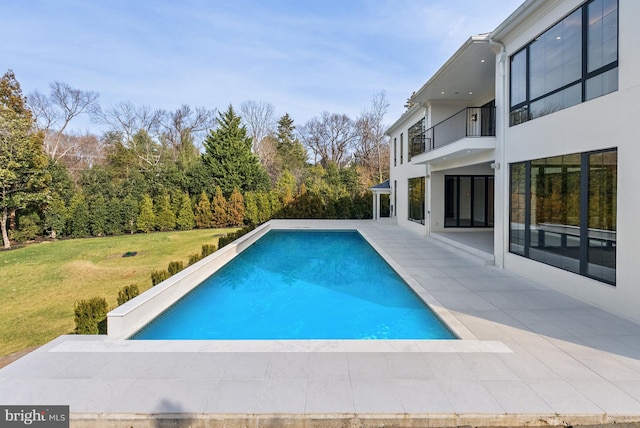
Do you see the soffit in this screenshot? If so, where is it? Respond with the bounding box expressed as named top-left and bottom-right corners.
top-left (411, 37), bottom-right (496, 104)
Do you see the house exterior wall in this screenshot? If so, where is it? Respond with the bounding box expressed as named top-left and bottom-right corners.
top-left (498, 0), bottom-right (640, 323)
top-left (387, 0), bottom-right (639, 323)
top-left (388, 106), bottom-right (428, 234)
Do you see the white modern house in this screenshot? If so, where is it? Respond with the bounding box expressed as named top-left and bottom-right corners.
top-left (386, 0), bottom-right (640, 323)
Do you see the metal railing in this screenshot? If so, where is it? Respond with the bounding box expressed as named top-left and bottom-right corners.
top-left (412, 107), bottom-right (496, 157)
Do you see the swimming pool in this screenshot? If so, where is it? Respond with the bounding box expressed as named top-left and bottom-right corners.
top-left (131, 230), bottom-right (456, 340)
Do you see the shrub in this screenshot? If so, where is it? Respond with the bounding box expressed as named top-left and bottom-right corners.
top-left (167, 260), bottom-right (184, 275)
top-left (12, 213), bottom-right (42, 243)
top-left (188, 253), bottom-right (202, 265)
top-left (117, 284), bottom-right (140, 306)
top-left (151, 269), bottom-right (170, 286)
top-left (74, 297), bottom-right (109, 334)
top-left (218, 224), bottom-right (256, 249)
top-left (201, 244), bottom-right (217, 257)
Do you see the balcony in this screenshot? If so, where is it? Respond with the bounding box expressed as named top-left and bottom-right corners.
top-left (409, 107), bottom-right (496, 161)
top-left (409, 106), bottom-right (496, 166)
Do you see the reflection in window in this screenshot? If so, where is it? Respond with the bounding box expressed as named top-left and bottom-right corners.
top-left (530, 84), bottom-right (581, 119)
top-left (510, 163), bottom-right (526, 255)
top-left (588, 0), bottom-right (618, 73)
top-left (529, 154), bottom-right (581, 274)
top-left (529, 9), bottom-right (582, 100)
top-left (408, 177), bottom-right (425, 225)
top-left (587, 150), bottom-right (617, 283)
top-left (509, 149), bottom-right (617, 285)
top-left (408, 118), bottom-right (425, 160)
top-left (509, 0), bottom-right (618, 126)
top-left (510, 50), bottom-right (527, 107)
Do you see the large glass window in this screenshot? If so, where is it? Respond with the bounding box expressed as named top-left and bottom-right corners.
top-left (509, 163), bottom-right (527, 255)
top-left (509, 0), bottom-right (618, 126)
top-left (587, 150), bottom-right (617, 282)
top-left (445, 175), bottom-right (494, 228)
top-left (408, 118), bottom-right (425, 160)
top-left (509, 148), bottom-right (617, 285)
top-left (408, 177), bottom-right (425, 225)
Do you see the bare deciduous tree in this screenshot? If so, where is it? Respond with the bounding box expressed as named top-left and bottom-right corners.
top-left (28, 81), bottom-right (100, 162)
top-left (96, 101), bottom-right (165, 147)
top-left (299, 112), bottom-right (357, 168)
top-left (240, 100), bottom-right (276, 156)
top-left (355, 91), bottom-right (390, 184)
top-left (162, 104), bottom-right (217, 153)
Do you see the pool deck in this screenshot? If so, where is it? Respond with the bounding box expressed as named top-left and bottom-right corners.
top-left (2, 219), bottom-right (640, 427)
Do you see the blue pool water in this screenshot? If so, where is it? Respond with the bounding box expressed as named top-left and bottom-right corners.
top-left (132, 230), bottom-right (456, 340)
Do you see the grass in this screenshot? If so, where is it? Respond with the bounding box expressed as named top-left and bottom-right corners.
top-left (0, 228), bottom-right (238, 357)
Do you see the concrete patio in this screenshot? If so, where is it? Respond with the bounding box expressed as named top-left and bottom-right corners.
top-left (1, 220), bottom-right (640, 427)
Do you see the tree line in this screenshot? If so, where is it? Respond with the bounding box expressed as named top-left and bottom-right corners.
top-left (0, 70), bottom-right (390, 249)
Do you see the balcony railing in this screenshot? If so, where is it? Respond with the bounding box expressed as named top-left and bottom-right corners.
top-left (409, 107), bottom-right (496, 159)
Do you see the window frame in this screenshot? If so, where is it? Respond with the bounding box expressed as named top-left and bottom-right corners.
top-left (508, 148), bottom-right (617, 285)
top-left (509, 0), bottom-right (619, 126)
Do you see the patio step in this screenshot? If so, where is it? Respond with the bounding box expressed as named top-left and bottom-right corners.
top-left (429, 233), bottom-right (495, 266)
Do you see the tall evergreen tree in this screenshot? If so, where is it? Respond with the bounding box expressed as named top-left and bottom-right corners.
top-left (0, 70), bottom-right (49, 248)
top-left (155, 191), bottom-right (176, 231)
top-left (136, 194), bottom-right (155, 233)
top-left (69, 193), bottom-right (90, 238)
top-left (44, 192), bottom-right (67, 239)
top-left (194, 190), bottom-right (213, 228)
top-left (122, 194), bottom-right (139, 234)
top-left (175, 192), bottom-right (195, 230)
top-left (227, 188), bottom-right (245, 227)
top-left (88, 195), bottom-right (107, 237)
top-left (202, 105), bottom-right (270, 195)
top-left (275, 113), bottom-right (307, 178)
top-left (211, 186), bottom-right (228, 227)
top-left (105, 197), bottom-right (124, 236)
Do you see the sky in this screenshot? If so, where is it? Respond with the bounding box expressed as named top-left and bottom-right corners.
top-left (0, 0), bottom-right (523, 135)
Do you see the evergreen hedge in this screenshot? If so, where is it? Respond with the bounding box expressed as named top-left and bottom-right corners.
top-left (74, 297), bottom-right (109, 334)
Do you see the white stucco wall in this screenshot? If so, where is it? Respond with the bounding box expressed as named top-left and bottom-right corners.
top-left (498, 0), bottom-right (640, 323)
top-left (389, 107), bottom-right (429, 234)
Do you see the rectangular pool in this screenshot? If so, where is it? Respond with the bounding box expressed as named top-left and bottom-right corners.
top-left (131, 230), bottom-right (456, 340)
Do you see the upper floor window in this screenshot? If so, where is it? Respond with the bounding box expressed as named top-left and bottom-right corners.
top-left (408, 118), bottom-right (425, 161)
top-left (393, 138), bottom-right (397, 167)
top-left (400, 133), bottom-right (404, 164)
top-left (510, 0), bottom-right (618, 126)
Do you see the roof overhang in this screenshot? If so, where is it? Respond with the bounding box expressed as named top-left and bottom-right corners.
top-left (410, 137), bottom-right (495, 166)
top-left (411, 34), bottom-right (497, 105)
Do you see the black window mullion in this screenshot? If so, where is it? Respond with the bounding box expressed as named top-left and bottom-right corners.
top-left (579, 153), bottom-right (589, 276)
top-left (582, 6), bottom-right (588, 102)
top-left (524, 161), bottom-right (531, 257)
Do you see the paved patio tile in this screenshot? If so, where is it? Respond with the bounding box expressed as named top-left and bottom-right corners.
top-left (437, 379), bottom-right (504, 413)
top-left (347, 353), bottom-right (392, 379)
top-left (394, 379), bottom-right (454, 413)
top-left (205, 379), bottom-right (262, 413)
top-left (527, 379), bottom-right (603, 414)
top-left (220, 353), bottom-right (271, 380)
top-left (305, 379), bottom-right (354, 413)
top-left (384, 352), bottom-right (434, 379)
top-left (570, 380), bottom-right (640, 414)
top-left (459, 353), bottom-right (520, 381)
top-left (350, 379), bottom-right (405, 413)
top-left (265, 353), bottom-right (309, 379)
top-left (307, 353), bottom-right (349, 380)
top-left (483, 380), bottom-right (554, 413)
top-left (255, 379), bottom-right (307, 413)
top-left (423, 353), bottom-right (477, 381)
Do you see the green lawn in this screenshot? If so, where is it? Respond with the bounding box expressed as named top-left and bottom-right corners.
top-left (0, 228), bottom-right (238, 357)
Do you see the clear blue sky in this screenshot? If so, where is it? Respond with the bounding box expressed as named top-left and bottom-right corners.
top-left (1, 0), bottom-right (522, 134)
